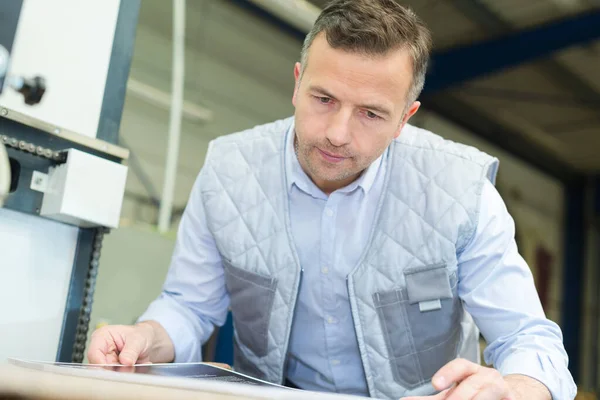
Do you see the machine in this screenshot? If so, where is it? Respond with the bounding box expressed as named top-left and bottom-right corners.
top-left (0, 0), bottom-right (139, 364)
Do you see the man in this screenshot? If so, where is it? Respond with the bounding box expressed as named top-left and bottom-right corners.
top-left (88, 1), bottom-right (576, 399)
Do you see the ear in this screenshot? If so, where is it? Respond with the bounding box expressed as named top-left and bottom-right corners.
top-left (292, 62), bottom-right (302, 107)
top-left (394, 101), bottom-right (421, 139)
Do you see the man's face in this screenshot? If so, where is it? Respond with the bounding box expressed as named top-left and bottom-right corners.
top-left (292, 33), bottom-right (420, 193)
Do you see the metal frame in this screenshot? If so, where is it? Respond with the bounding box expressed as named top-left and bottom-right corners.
top-left (56, 228), bottom-right (103, 363)
top-left (0, 0), bottom-right (23, 91)
top-left (424, 8), bottom-right (600, 93)
top-left (158, 0), bottom-right (186, 234)
top-left (560, 180), bottom-right (587, 382)
top-left (1, 107), bottom-right (129, 161)
top-left (96, 0), bottom-right (141, 144)
top-left (0, 0), bottom-right (139, 363)
top-left (592, 179), bottom-right (600, 392)
top-left (450, 0), bottom-right (600, 115)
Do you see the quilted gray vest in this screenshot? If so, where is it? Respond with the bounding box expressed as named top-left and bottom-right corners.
top-left (200, 117), bottom-right (499, 399)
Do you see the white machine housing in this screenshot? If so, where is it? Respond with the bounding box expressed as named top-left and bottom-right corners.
top-left (40, 149), bottom-right (127, 228)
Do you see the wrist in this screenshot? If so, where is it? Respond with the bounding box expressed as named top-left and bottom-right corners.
top-left (504, 374), bottom-right (552, 400)
top-left (135, 320), bottom-right (158, 341)
top-left (135, 320), bottom-right (175, 363)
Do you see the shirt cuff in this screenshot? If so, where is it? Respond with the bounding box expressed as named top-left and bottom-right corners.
top-left (497, 350), bottom-right (577, 400)
top-left (137, 294), bottom-right (203, 363)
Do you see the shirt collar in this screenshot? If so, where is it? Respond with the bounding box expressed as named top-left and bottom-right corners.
top-left (284, 118), bottom-right (384, 196)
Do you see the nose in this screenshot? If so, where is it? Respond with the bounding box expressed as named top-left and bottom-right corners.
top-left (325, 110), bottom-right (352, 147)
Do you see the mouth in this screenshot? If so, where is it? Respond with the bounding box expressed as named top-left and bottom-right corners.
top-left (317, 148), bottom-right (347, 163)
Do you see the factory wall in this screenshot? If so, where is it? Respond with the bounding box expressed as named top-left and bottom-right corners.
top-left (88, 0), bottom-right (574, 375)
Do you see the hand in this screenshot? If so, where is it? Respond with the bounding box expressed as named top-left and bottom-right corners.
top-left (87, 322), bottom-right (158, 365)
top-left (205, 362), bottom-right (232, 370)
top-left (402, 359), bottom-right (516, 400)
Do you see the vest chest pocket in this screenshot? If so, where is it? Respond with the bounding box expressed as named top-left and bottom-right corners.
top-left (223, 260), bottom-right (278, 358)
top-left (373, 264), bottom-right (462, 389)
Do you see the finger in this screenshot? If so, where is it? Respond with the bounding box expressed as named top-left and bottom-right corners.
top-left (118, 336), bottom-right (146, 366)
top-left (106, 352), bottom-right (120, 364)
top-left (87, 347), bottom-right (108, 364)
top-left (87, 332), bottom-right (112, 364)
top-left (432, 358), bottom-right (481, 391)
top-left (206, 362), bottom-right (232, 370)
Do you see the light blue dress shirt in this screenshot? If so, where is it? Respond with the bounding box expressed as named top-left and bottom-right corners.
top-left (139, 124), bottom-right (575, 399)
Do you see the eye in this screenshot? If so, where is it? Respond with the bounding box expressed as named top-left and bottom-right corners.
top-left (318, 96), bottom-right (331, 104)
top-left (366, 110), bottom-right (380, 120)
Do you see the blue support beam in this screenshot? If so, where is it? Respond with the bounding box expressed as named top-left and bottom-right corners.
top-left (451, 0), bottom-right (600, 109)
top-left (561, 179), bottom-right (587, 383)
top-left (424, 9), bottom-right (600, 93)
top-left (593, 177), bottom-right (600, 392)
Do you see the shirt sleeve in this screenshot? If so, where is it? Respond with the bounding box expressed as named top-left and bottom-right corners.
top-left (457, 179), bottom-right (577, 400)
top-left (137, 167), bottom-right (230, 363)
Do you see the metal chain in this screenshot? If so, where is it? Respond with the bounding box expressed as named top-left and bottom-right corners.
top-left (0, 133), bottom-right (66, 162)
top-left (71, 227), bottom-right (110, 363)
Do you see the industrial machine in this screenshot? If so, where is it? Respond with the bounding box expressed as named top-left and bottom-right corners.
top-left (0, 0), bottom-right (139, 364)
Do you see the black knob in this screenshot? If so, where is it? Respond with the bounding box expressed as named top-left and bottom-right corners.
top-left (16, 76), bottom-right (46, 105)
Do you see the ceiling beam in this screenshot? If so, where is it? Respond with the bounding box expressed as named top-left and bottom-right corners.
top-left (425, 6), bottom-right (600, 92)
top-left (450, 0), bottom-right (600, 113)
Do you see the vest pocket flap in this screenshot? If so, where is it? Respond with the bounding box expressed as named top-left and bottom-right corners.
top-left (404, 264), bottom-right (452, 305)
top-left (222, 259), bottom-right (277, 291)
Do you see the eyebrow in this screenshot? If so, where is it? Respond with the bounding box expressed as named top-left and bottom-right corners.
top-left (308, 85), bottom-right (392, 117)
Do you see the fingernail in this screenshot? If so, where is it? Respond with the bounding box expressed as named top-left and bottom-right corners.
top-left (433, 375), bottom-right (446, 388)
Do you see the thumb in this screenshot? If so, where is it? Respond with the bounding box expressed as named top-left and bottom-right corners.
top-left (118, 336), bottom-right (146, 366)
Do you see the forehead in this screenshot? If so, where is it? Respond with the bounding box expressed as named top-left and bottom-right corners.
top-left (303, 34), bottom-right (414, 107)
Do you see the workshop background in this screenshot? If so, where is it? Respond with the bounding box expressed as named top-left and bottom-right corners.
top-left (84, 0), bottom-right (599, 397)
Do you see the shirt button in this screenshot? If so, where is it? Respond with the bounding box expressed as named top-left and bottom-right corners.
top-left (322, 266), bottom-right (329, 274)
top-left (331, 359), bottom-right (340, 365)
top-left (325, 208), bottom-right (334, 217)
top-left (327, 316), bottom-right (336, 324)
